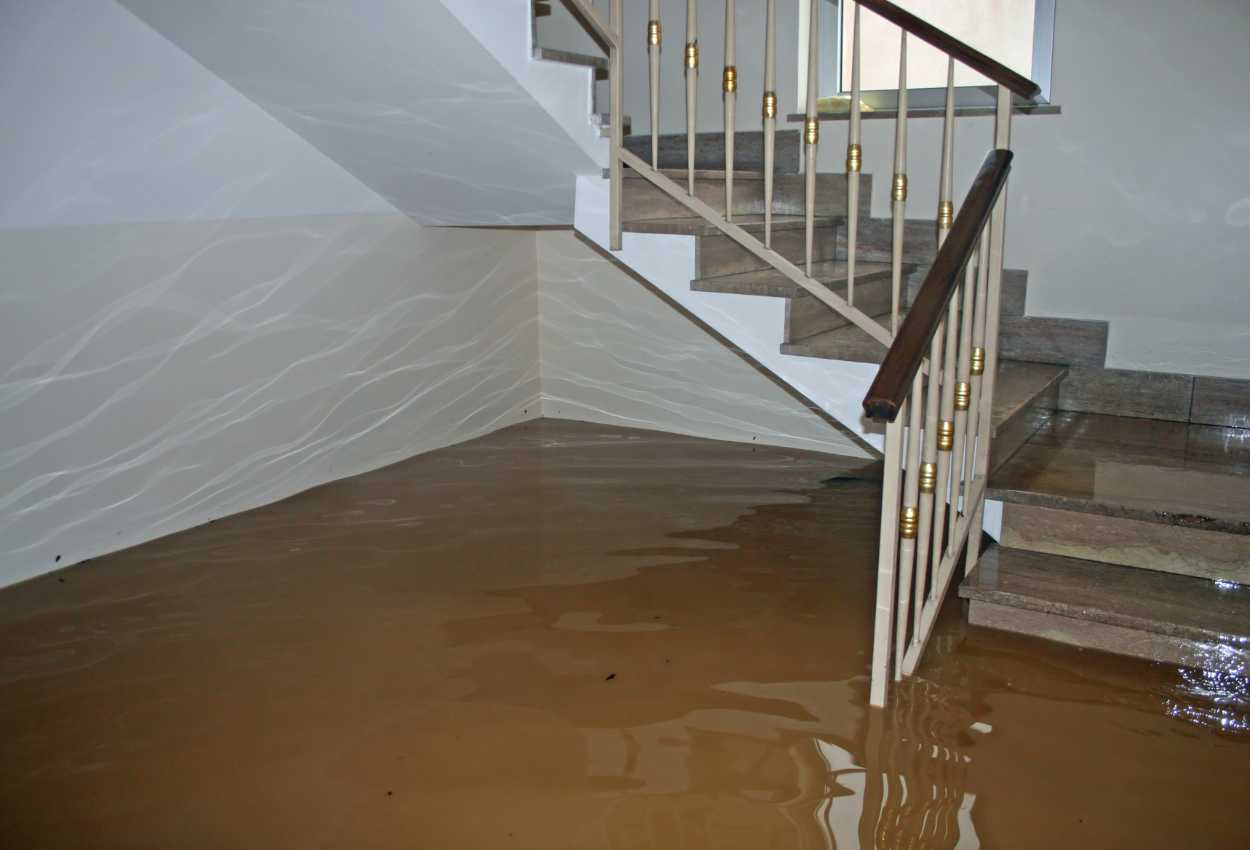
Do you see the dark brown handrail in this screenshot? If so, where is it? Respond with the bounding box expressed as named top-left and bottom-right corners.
top-left (863, 149), bottom-right (1013, 422)
top-left (854, 0), bottom-right (1042, 101)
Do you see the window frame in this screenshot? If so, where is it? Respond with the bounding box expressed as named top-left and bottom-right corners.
top-left (810, 0), bottom-right (1056, 110)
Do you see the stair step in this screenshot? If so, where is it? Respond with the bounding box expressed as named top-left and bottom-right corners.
top-left (989, 411), bottom-right (1250, 583)
top-left (780, 305), bottom-right (1098, 369)
top-left (693, 262), bottom-right (897, 343)
top-left (618, 168), bottom-right (766, 181)
top-left (959, 545), bottom-right (1250, 671)
top-left (624, 130), bottom-right (802, 174)
top-left (998, 316), bottom-right (1109, 367)
top-left (625, 214), bottom-right (845, 277)
top-left (1057, 366), bottom-right (1195, 422)
top-left (989, 412), bottom-right (1250, 532)
top-left (691, 260), bottom-right (893, 299)
top-left (618, 170), bottom-right (872, 222)
top-left (905, 268), bottom-right (1029, 318)
top-left (779, 312), bottom-right (889, 363)
top-left (624, 214), bottom-right (838, 237)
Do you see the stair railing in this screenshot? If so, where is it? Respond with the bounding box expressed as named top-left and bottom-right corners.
top-left (863, 145), bottom-right (1013, 708)
top-left (579, 0), bottom-right (1039, 707)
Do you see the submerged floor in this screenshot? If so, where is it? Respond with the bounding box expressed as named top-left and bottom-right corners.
top-left (0, 419), bottom-right (1246, 849)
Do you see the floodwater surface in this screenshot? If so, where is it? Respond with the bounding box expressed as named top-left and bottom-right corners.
top-left (0, 420), bottom-right (1246, 849)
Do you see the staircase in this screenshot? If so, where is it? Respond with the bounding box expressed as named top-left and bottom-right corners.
top-left (534, 0), bottom-right (1249, 706)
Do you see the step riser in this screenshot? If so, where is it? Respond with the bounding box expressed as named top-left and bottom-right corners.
top-left (696, 224), bottom-right (841, 278)
top-left (1057, 367), bottom-right (1194, 423)
top-left (624, 131), bottom-right (802, 174)
top-left (1000, 502), bottom-right (1250, 585)
top-left (998, 317), bottom-right (1109, 368)
top-left (622, 179), bottom-right (763, 220)
top-left (622, 174), bottom-right (870, 222)
top-left (905, 269), bottom-right (1029, 319)
top-left (785, 276), bottom-right (894, 342)
top-left (967, 600), bottom-right (1249, 672)
top-left (845, 218), bottom-right (939, 265)
top-left (782, 289), bottom-right (1028, 365)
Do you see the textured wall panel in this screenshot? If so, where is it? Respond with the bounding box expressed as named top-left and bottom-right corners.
top-left (537, 230), bottom-right (866, 457)
top-left (0, 218), bottom-right (540, 587)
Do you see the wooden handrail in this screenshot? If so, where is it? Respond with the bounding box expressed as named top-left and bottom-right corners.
top-left (862, 148), bottom-right (1013, 421)
top-left (855, 0), bottom-right (1041, 101)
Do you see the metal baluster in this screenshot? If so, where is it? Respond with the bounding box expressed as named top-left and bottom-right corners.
top-left (962, 230), bottom-right (990, 528)
top-left (913, 324), bottom-right (942, 643)
top-left (930, 56), bottom-right (957, 567)
top-left (845, 2), bottom-right (863, 305)
top-left (723, 0), bottom-right (737, 220)
top-left (928, 311), bottom-right (957, 595)
top-left (762, 0), bottom-right (777, 246)
top-left (965, 85), bottom-right (1013, 576)
top-left (609, 0), bottom-right (623, 250)
top-left (870, 414), bottom-right (904, 708)
top-left (648, 0), bottom-right (661, 169)
top-left (685, 0), bottom-right (698, 194)
top-left (947, 258), bottom-right (977, 550)
top-left (803, 0), bottom-right (819, 274)
top-left (894, 384), bottom-right (922, 681)
top-left (889, 32), bottom-right (907, 333)
top-left (936, 58), bottom-right (956, 235)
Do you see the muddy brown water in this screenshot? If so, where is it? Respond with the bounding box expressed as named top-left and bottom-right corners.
top-left (1, 420), bottom-right (1246, 849)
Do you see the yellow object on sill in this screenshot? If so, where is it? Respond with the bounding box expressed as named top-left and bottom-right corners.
top-left (816, 95), bottom-right (875, 114)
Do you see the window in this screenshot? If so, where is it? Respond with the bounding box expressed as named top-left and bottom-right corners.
top-left (808, 0), bottom-right (1055, 111)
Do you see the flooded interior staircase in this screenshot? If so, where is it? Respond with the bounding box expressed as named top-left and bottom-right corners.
top-left (532, 0), bottom-right (1249, 703)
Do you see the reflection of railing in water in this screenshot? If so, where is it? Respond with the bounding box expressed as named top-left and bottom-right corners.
top-left (586, 678), bottom-right (980, 849)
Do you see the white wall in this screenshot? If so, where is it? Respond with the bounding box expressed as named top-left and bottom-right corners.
top-left (0, 2), bottom-right (541, 588)
top-left (0, 0), bottom-right (392, 228)
top-left (618, 0), bottom-right (1250, 379)
top-left (835, 0), bottom-right (1250, 379)
top-left (538, 229), bottom-right (869, 458)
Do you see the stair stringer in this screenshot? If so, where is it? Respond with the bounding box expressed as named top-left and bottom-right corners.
top-left (441, 0), bottom-right (608, 169)
top-left (574, 173), bottom-right (1006, 539)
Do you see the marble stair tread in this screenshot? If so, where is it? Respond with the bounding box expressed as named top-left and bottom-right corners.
top-left (959, 546), bottom-right (1250, 647)
top-left (623, 214), bottom-right (838, 237)
top-left (691, 260), bottom-right (895, 298)
top-left (988, 411), bottom-right (1250, 535)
